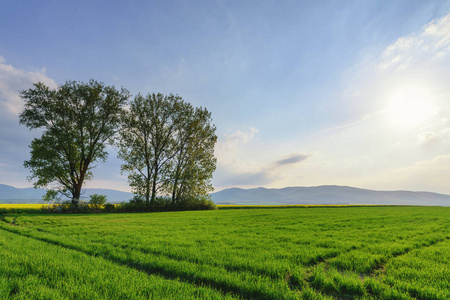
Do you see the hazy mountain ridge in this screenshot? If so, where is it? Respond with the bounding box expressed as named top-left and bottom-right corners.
top-left (2, 184), bottom-right (450, 206)
top-left (210, 185), bottom-right (450, 206)
top-left (0, 184), bottom-right (133, 203)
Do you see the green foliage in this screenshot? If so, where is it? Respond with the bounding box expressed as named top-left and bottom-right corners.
top-left (43, 200), bottom-right (91, 213)
top-left (116, 195), bottom-right (146, 212)
top-left (118, 93), bottom-right (217, 208)
top-left (116, 195), bottom-right (216, 212)
top-left (19, 80), bottom-right (130, 205)
top-left (173, 195), bottom-right (217, 211)
top-left (89, 194), bottom-right (108, 210)
top-left (103, 203), bottom-right (116, 212)
top-left (0, 207), bottom-right (449, 299)
top-left (42, 189), bottom-right (60, 202)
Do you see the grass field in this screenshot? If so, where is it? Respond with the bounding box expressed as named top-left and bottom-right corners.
top-left (0, 206), bottom-right (449, 299)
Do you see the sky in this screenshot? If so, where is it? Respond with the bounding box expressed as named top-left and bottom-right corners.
top-left (1, 0), bottom-right (450, 194)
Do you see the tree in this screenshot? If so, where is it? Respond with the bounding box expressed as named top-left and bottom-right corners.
top-left (164, 105), bottom-right (217, 205)
top-left (19, 80), bottom-right (129, 205)
top-left (118, 93), bottom-right (181, 207)
top-left (89, 194), bottom-right (108, 210)
top-left (118, 93), bottom-right (217, 208)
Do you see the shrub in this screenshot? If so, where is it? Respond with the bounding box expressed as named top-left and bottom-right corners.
top-left (116, 195), bottom-right (147, 212)
top-left (41, 199), bottom-right (94, 213)
top-left (104, 203), bottom-right (115, 212)
top-left (89, 194), bottom-right (108, 210)
top-left (115, 194), bottom-right (216, 212)
top-left (174, 196), bottom-right (217, 211)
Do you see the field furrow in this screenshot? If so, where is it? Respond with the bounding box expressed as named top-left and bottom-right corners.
top-left (0, 227), bottom-right (240, 299)
top-left (0, 223), bottom-right (298, 300)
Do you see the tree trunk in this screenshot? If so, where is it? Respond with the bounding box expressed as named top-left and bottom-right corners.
top-left (73, 165), bottom-right (87, 206)
top-left (150, 165), bottom-right (158, 209)
top-left (72, 186), bottom-right (81, 206)
top-left (145, 167), bottom-right (151, 207)
top-left (171, 176), bottom-right (179, 206)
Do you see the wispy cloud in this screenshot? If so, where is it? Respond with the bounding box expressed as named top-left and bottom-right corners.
top-left (0, 56), bottom-right (59, 188)
top-left (213, 127), bottom-right (265, 188)
top-left (223, 127), bottom-right (259, 144)
top-left (213, 127), bottom-right (313, 189)
top-left (417, 131), bottom-right (439, 147)
top-left (214, 127), bottom-right (259, 168)
top-left (217, 169), bottom-right (274, 187)
top-left (0, 56), bottom-right (57, 115)
top-left (275, 154), bottom-right (309, 166)
top-left (378, 14), bottom-right (450, 71)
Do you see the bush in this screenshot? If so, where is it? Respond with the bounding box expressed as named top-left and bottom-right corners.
top-left (152, 196), bottom-right (172, 211)
top-left (104, 203), bottom-right (115, 212)
top-left (174, 196), bottom-right (217, 211)
top-left (115, 195), bottom-right (147, 212)
top-left (115, 194), bottom-right (216, 212)
top-left (44, 200), bottom-right (90, 213)
top-left (37, 193), bottom-right (216, 214)
top-left (89, 194), bottom-right (108, 210)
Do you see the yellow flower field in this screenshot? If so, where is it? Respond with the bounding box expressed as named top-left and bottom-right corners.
top-left (216, 204), bottom-right (377, 209)
top-left (0, 204), bottom-right (45, 209)
top-left (0, 204), bottom-right (384, 210)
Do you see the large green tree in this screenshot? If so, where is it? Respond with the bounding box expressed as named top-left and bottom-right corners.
top-left (118, 93), bottom-right (217, 208)
top-left (164, 105), bottom-right (217, 205)
top-left (19, 80), bottom-right (129, 205)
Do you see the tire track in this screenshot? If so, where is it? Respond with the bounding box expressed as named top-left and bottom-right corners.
top-left (0, 224), bottom-right (296, 300)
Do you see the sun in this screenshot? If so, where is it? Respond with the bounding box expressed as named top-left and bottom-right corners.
top-left (386, 87), bottom-right (437, 128)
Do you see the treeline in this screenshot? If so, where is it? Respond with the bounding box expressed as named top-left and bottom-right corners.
top-left (19, 80), bottom-right (217, 211)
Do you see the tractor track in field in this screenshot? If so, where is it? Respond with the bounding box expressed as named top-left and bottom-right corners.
top-left (2, 215), bottom-right (448, 300)
top-left (359, 234), bottom-right (450, 280)
top-left (103, 240), bottom-right (288, 281)
top-left (0, 223), bottom-right (295, 300)
top-left (0, 221), bottom-right (373, 300)
top-left (300, 235), bottom-right (450, 300)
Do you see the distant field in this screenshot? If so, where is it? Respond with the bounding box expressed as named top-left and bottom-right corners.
top-left (0, 203), bottom-right (407, 211)
top-left (217, 204), bottom-right (388, 209)
top-left (0, 204), bottom-right (44, 209)
top-left (1, 207), bottom-right (449, 299)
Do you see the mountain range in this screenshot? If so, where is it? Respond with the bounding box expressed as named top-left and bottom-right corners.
top-left (1, 184), bottom-right (450, 206)
top-left (210, 185), bottom-right (450, 206)
top-left (0, 184), bottom-right (133, 203)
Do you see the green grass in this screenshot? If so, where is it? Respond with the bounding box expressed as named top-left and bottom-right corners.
top-left (1, 207), bottom-right (449, 299)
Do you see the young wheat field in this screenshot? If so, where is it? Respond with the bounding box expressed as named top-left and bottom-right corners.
top-left (0, 206), bottom-right (449, 299)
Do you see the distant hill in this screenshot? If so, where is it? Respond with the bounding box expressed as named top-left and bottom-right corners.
top-left (3, 184), bottom-right (450, 206)
top-left (0, 184), bottom-right (133, 203)
top-left (210, 185), bottom-right (450, 206)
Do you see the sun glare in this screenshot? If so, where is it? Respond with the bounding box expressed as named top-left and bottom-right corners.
top-left (386, 87), bottom-right (437, 128)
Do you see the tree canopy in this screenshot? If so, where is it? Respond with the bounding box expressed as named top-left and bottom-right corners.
top-left (118, 93), bottom-right (217, 208)
top-left (19, 80), bottom-right (130, 205)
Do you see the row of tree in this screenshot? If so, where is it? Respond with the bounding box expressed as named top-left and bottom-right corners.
top-left (19, 80), bottom-right (217, 208)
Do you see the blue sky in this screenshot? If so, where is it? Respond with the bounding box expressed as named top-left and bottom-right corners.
top-left (1, 0), bottom-right (450, 194)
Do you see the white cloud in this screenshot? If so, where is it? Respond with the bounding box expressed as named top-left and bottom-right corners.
top-left (223, 127), bottom-right (259, 144)
top-left (0, 57), bottom-right (57, 115)
top-left (213, 127), bottom-right (265, 188)
top-left (213, 127), bottom-right (313, 190)
top-left (378, 14), bottom-right (450, 71)
top-left (214, 127), bottom-right (259, 168)
top-left (417, 131), bottom-right (439, 147)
